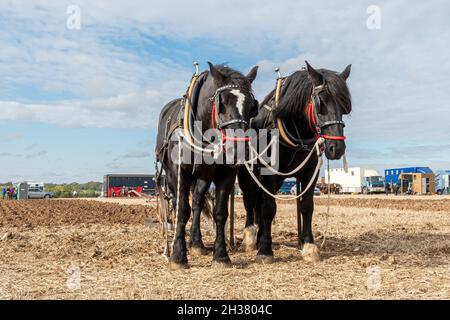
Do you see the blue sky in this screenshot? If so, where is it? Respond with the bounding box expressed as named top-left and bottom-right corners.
top-left (1, 0), bottom-right (449, 183)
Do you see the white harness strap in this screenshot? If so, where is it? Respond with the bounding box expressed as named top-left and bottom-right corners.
top-left (262, 104), bottom-right (273, 111)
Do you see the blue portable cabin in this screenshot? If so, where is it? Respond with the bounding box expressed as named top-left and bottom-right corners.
top-left (384, 167), bottom-right (433, 186)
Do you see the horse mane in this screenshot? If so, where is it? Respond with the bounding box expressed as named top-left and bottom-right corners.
top-left (271, 69), bottom-right (352, 119)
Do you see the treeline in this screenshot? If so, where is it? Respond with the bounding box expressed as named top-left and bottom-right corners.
top-left (46, 182), bottom-right (102, 198)
top-left (0, 181), bottom-right (103, 198)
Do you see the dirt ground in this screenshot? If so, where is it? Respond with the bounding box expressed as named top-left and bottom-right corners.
top-left (0, 196), bottom-right (449, 300)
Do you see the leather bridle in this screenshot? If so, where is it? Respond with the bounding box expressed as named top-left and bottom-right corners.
top-left (306, 83), bottom-right (346, 141)
top-left (210, 84), bottom-right (251, 142)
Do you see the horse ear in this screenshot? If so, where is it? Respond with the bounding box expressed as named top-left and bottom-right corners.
top-left (208, 61), bottom-right (225, 85)
top-left (246, 66), bottom-right (259, 83)
top-left (305, 61), bottom-right (322, 84)
top-left (340, 64), bottom-right (352, 80)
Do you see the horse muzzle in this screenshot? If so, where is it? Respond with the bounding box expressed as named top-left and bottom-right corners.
top-left (324, 139), bottom-right (346, 160)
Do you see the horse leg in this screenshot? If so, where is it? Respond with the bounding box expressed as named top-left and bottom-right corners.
top-left (169, 171), bottom-right (192, 270)
top-left (212, 172), bottom-right (235, 266)
top-left (298, 168), bottom-right (321, 262)
top-left (238, 168), bottom-right (257, 252)
top-left (256, 183), bottom-right (277, 264)
top-left (189, 179), bottom-right (210, 256)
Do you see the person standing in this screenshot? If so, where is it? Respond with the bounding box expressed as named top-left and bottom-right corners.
top-left (407, 183), bottom-right (413, 195)
top-left (10, 187), bottom-right (16, 200)
top-left (385, 182), bottom-right (390, 196)
top-left (2, 186), bottom-right (6, 200)
top-left (394, 183), bottom-right (399, 196)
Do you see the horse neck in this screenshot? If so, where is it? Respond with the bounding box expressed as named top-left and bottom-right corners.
top-left (195, 77), bottom-right (215, 132)
top-left (278, 81), bottom-right (317, 139)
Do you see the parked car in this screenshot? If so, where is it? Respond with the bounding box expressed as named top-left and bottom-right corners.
top-left (314, 187), bottom-right (321, 196)
top-left (28, 187), bottom-right (54, 199)
top-left (279, 180), bottom-right (296, 195)
top-left (290, 185), bottom-right (321, 196)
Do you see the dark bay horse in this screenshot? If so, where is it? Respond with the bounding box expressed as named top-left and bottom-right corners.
top-left (156, 62), bottom-right (258, 269)
top-left (238, 61), bottom-right (352, 263)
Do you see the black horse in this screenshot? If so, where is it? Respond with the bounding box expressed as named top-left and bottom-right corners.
top-left (238, 61), bottom-right (352, 263)
top-left (156, 62), bottom-right (258, 269)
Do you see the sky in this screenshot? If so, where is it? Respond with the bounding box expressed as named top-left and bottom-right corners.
top-left (0, 0), bottom-right (449, 183)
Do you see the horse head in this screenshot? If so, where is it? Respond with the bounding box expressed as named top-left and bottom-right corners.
top-left (304, 61), bottom-right (352, 160)
top-left (197, 62), bottom-right (259, 165)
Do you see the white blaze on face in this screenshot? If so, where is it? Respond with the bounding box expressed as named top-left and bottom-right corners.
top-left (230, 89), bottom-right (246, 116)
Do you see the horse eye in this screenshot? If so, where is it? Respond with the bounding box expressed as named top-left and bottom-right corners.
top-left (314, 96), bottom-right (323, 115)
top-left (219, 95), bottom-right (230, 112)
top-left (217, 96), bottom-right (225, 113)
top-left (317, 95), bottom-right (330, 115)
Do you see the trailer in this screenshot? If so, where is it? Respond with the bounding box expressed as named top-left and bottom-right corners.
top-left (435, 170), bottom-right (450, 195)
top-left (102, 174), bottom-right (156, 197)
top-left (324, 167), bottom-right (385, 194)
top-left (384, 167), bottom-right (433, 186)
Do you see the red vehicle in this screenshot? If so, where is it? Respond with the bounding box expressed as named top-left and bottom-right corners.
top-left (102, 174), bottom-right (156, 197)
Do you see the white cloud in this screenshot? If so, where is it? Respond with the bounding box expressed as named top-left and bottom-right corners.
top-left (24, 150), bottom-right (47, 159)
top-left (0, 90), bottom-right (169, 128)
top-left (0, 133), bottom-right (24, 142)
top-left (0, 0), bottom-right (449, 178)
top-left (123, 150), bottom-right (151, 158)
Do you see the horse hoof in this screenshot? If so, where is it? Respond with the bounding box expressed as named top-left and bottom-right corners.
top-left (243, 243), bottom-right (257, 252)
top-left (190, 246), bottom-right (209, 256)
top-left (169, 261), bottom-right (189, 271)
top-left (241, 226), bottom-right (257, 252)
top-left (212, 258), bottom-right (232, 268)
top-left (255, 254), bottom-right (274, 264)
top-left (302, 243), bottom-right (321, 262)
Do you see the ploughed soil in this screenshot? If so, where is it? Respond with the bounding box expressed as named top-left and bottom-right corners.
top-left (0, 200), bottom-right (154, 228)
top-left (0, 198), bottom-right (449, 299)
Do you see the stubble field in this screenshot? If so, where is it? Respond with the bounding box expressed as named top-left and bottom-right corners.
top-left (0, 196), bottom-right (449, 299)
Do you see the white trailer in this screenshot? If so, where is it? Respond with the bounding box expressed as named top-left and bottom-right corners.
top-left (28, 182), bottom-right (44, 190)
top-left (324, 167), bottom-right (385, 194)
